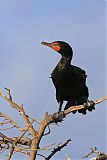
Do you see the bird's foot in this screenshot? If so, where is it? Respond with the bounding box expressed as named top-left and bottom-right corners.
top-left (83, 100), bottom-right (95, 111)
top-left (52, 111), bottom-right (65, 123)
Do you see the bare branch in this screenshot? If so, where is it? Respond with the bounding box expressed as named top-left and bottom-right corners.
top-left (0, 126), bottom-right (15, 131)
top-left (43, 125), bottom-right (51, 136)
top-left (37, 153), bottom-right (46, 159)
top-left (0, 112), bottom-right (25, 131)
top-left (64, 96), bottom-right (107, 116)
top-left (82, 147), bottom-right (97, 159)
top-left (0, 91), bottom-right (38, 159)
top-left (4, 87), bottom-right (12, 101)
top-left (82, 147), bottom-right (107, 160)
top-left (26, 115), bottom-right (40, 124)
top-left (94, 96), bottom-right (107, 105)
top-left (0, 89), bottom-right (107, 160)
top-left (0, 132), bottom-right (31, 147)
top-left (6, 120), bottom-right (34, 160)
top-left (45, 139), bottom-right (71, 160)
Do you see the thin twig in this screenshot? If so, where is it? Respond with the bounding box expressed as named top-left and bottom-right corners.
top-left (0, 112), bottom-right (25, 131)
top-left (0, 90), bottom-right (107, 160)
top-left (82, 147), bottom-right (97, 159)
top-left (43, 125), bottom-right (51, 136)
top-left (0, 91), bottom-right (38, 160)
top-left (0, 126), bottom-right (15, 131)
top-left (82, 147), bottom-right (107, 160)
top-left (45, 139), bottom-right (71, 160)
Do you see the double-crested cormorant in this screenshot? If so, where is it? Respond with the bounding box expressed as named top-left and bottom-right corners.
top-left (41, 41), bottom-right (95, 114)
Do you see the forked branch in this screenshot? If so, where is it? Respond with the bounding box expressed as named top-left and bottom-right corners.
top-left (0, 89), bottom-right (107, 160)
top-left (82, 147), bottom-right (107, 160)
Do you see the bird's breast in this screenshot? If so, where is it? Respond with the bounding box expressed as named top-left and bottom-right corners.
top-left (51, 66), bottom-right (69, 87)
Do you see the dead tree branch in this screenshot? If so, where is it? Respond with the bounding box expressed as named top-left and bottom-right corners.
top-left (0, 91), bottom-right (37, 160)
top-left (64, 96), bottom-right (107, 115)
top-left (0, 112), bottom-right (25, 131)
top-left (45, 139), bottom-right (71, 160)
top-left (0, 89), bottom-right (107, 160)
top-left (82, 147), bottom-right (107, 160)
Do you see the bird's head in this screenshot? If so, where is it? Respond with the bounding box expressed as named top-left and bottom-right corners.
top-left (41, 41), bottom-right (73, 59)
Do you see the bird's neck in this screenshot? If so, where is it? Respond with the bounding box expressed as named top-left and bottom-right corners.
top-left (58, 56), bottom-right (71, 68)
top-left (51, 56), bottom-right (72, 76)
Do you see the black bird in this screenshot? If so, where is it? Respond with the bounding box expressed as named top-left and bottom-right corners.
top-left (41, 41), bottom-right (95, 114)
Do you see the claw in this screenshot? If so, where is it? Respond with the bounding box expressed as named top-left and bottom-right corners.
top-left (83, 100), bottom-right (95, 111)
top-left (52, 111), bottom-right (65, 123)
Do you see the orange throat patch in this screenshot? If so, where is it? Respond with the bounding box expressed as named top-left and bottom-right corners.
top-left (51, 45), bottom-right (60, 52)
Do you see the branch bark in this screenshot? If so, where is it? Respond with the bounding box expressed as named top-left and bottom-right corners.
top-left (0, 90), bottom-right (107, 160)
top-left (82, 147), bottom-right (107, 160)
top-left (45, 139), bottom-right (71, 160)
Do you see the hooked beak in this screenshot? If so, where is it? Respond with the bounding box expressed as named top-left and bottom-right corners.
top-left (41, 41), bottom-right (61, 52)
top-left (41, 41), bottom-right (52, 47)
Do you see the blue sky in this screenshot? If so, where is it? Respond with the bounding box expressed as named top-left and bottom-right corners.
top-left (0, 0), bottom-right (106, 159)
